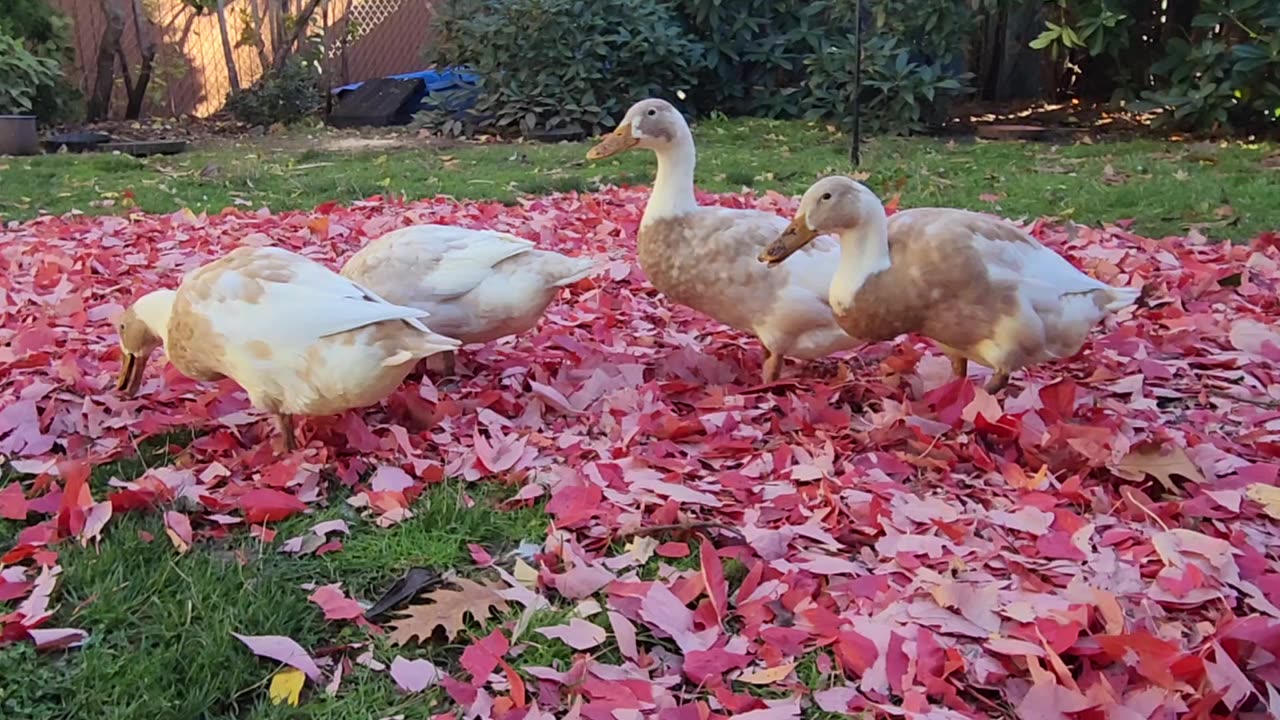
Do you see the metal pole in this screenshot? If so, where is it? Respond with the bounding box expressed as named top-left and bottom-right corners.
top-left (848, 0), bottom-right (862, 167)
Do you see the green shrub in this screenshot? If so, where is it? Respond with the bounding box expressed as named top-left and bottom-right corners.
top-left (0, 0), bottom-right (79, 121)
top-left (224, 57), bottom-right (322, 126)
top-left (804, 35), bottom-right (971, 134)
top-left (1137, 0), bottom-right (1280, 132)
top-left (0, 30), bottom-right (62, 116)
top-left (418, 0), bottom-right (705, 139)
top-left (667, 0), bottom-right (974, 123)
top-left (672, 0), bottom-right (832, 118)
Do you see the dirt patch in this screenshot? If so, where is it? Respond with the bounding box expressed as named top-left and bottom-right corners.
top-left (319, 136), bottom-right (416, 152)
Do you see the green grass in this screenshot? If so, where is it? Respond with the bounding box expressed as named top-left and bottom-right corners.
top-left (1, 119), bottom-right (1277, 239)
top-left (0, 457), bottom-right (549, 720)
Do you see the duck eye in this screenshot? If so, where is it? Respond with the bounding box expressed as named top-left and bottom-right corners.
top-left (647, 109), bottom-right (657, 117)
top-left (821, 192), bottom-right (832, 201)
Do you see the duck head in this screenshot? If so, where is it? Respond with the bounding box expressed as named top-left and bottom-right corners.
top-left (115, 289), bottom-right (175, 397)
top-left (759, 176), bottom-right (882, 266)
top-left (587, 99), bottom-right (688, 160)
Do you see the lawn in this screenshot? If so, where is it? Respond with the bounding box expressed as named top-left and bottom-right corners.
top-left (1, 118), bottom-right (1277, 240)
top-left (2, 119), bottom-right (1280, 720)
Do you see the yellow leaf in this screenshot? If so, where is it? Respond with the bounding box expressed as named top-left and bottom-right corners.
top-left (268, 668), bottom-right (305, 706)
top-left (737, 662), bottom-right (796, 685)
top-left (1246, 483), bottom-right (1280, 520)
top-left (513, 558), bottom-right (539, 588)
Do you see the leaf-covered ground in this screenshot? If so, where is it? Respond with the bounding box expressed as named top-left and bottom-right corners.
top-left (2, 187), bottom-right (1280, 719)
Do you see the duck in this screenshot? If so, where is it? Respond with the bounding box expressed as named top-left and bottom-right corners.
top-left (758, 176), bottom-right (1142, 393)
top-left (586, 98), bottom-right (859, 383)
top-left (340, 224), bottom-right (597, 376)
top-left (115, 246), bottom-right (460, 452)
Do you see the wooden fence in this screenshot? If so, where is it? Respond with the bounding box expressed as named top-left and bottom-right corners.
top-left (50, 0), bottom-right (436, 118)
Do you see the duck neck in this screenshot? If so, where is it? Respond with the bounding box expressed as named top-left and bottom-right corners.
top-left (642, 133), bottom-right (698, 226)
top-left (830, 214), bottom-right (892, 314)
top-left (135, 289), bottom-right (177, 346)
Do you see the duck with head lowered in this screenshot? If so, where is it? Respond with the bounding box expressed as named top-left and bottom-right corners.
top-left (115, 246), bottom-right (460, 452)
top-left (587, 98), bottom-right (860, 383)
top-left (758, 176), bottom-right (1141, 393)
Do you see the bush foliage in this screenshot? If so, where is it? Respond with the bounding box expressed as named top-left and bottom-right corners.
top-left (421, 0), bottom-right (974, 138)
top-left (420, 0), bottom-right (1275, 137)
top-left (418, 0), bottom-right (704, 139)
top-left (224, 58), bottom-right (323, 127)
top-left (1031, 0), bottom-right (1280, 132)
top-left (0, 0), bottom-right (79, 121)
top-left (0, 30), bottom-right (62, 116)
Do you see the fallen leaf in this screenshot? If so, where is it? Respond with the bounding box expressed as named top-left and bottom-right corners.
top-left (164, 511), bottom-right (192, 554)
top-left (232, 633), bottom-right (322, 681)
top-left (1246, 483), bottom-right (1280, 519)
top-left (536, 618), bottom-right (606, 650)
top-left (460, 628), bottom-right (508, 684)
top-left (388, 577), bottom-right (510, 644)
top-left (1112, 444), bottom-right (1204, 494)
top-left (390, 656), bottom-right (443, 693)
top-left (737, 662), bottom-right (797, 685)
top-left (1102, 163), bottom-right (1129, 185)
top-left (269, 668), bottom-right (305, 706)
top-left (365, 567), bottom-right (441, 619)
top-left (308, 583), bottom-right (364, 621)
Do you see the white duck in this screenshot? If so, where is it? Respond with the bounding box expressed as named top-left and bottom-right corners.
top-left (115, 246), bottom-right (460, 451)
top-left (586, 98), bottom-right (859, 382)
top-left (341, 225), bottom-right (597, 376)
top-left (758, 176), bottom-right (1142, 392)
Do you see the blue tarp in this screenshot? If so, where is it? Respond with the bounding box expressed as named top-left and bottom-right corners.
top-left (330, 67), bottom-right (478, 95)
top-left (330, 67), bottom-right (479, 119)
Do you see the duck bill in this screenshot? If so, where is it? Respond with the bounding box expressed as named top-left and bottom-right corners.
top-left (586, 124), bottom-right (638, 160)
top-left (758, 214), bottom-right (820, 267)
top-left (116, 353), bottom-right (147, 397)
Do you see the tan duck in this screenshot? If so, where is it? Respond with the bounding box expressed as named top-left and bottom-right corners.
top-left (341, 224), bottom-right (597, 376)
top-left (587, 98), bottom-right (859, 382)
top-left (115, 246), bottom-right (460, 451)
top-left (758, 176), bottom-right (1141, 392)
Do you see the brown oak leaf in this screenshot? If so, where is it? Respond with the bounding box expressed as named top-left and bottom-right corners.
top-left (387, 578), bottom-right (510, 645)
top-left (1111, 444), bottom-right (1205, 495)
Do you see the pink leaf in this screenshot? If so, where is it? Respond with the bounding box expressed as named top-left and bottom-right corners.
top-left (536, 618), bottom-right (606, 650)
top-left (548, 563), bottom-right (614, 599)
top-left (238, 489), bottom-right (308, 524)
top-left (0, 482), bottom-right (28, 520)
top-left (460, 628), bottom-right (508, 686)
top-left (390, 656), bottom-right (443, 693)
top-left (700, 540), bottom-right (728, 624)
top-left (232, 632), bottom-right (322, 680)
top-left (308, 583), bottom-right (364, 621)
top-left (468, 544), bottom-right (494, 567)
top-left (608, 610), bottom-right (639, 662)
top-left (370, 465), bottom-right (415, 493)
top-left (164, 511), bottom-right (192, 553)
top-left (640, 583), bottom-right (716, 654)
top-left (28, 627), bottom-right (89, 650)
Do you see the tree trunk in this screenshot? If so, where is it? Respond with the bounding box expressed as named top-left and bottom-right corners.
top-left (215, 0), bottom-right (241, 94)
top-left (247, 0), bottom-right (272, 72)
top-left (87, 0), bottom-right (127, 121)
top-left (125, 0), bottom-right (156, 119)
top-left (272, 0), bottom-right (323, 70)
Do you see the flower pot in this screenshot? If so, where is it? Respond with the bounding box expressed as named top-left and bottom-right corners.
top-left (0, 115), bottom-right (39, 156)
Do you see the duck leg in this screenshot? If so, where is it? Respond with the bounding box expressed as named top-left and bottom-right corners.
top-left (984, 371), bottom-right (1010, 395)
top-left (762, 350), bottom-right (783, 383)
top-left (272, 414), bottom-right (297, 453)
top-left (946, 352), bottom-right (969, 380)
top-left (442, 350), bottom-right (457, 377)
